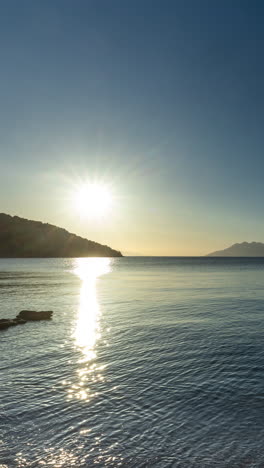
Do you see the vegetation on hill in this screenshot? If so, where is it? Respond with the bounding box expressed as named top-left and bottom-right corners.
top-left (0, 213), bottom-right (122, 258)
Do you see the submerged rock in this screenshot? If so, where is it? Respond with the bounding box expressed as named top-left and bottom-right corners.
top-left (0, 319), bottom-right (13, 329)
top-left (0, 311), bottom-right (53, 330)
top-left (13, 318), bottom-right (27, 325)
top-left (0, 318), bottom-right (27, 329)
top-left (16, 310), bottom-right (53, 321)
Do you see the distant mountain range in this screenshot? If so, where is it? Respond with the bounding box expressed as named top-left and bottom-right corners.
top-left (207, 242), bottom-right (264, 257)
top-left (0, 213), bottom-right (122, 258)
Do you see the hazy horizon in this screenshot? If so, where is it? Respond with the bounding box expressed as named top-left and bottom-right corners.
top-left (4, 211), bottom-right (264, 257)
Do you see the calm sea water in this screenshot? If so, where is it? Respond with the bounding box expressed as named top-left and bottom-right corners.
top-left (1, 257), bottom-right (264, 467)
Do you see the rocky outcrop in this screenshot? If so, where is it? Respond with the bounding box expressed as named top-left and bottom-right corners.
top-left (17, 310), bottom-right (53, 321)
top-left (0, 311), bottom-right (53, 330)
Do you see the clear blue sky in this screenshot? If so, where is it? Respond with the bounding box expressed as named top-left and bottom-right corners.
top-left (1, 0), bottom-right (264, 255)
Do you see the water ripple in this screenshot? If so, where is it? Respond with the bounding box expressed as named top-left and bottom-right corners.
top-left (1, 258), bottom-right (264, 466)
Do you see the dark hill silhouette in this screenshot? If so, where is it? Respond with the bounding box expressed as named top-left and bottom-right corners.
top-left (207, 242), bottom-right (264, 257)
top-left (0, 213), bottom-right (122, 258)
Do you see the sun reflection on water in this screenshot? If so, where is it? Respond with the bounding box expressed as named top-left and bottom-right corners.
top-left (68, 258), bottom-right (111, 401)
top-left (73, 258), bottom-right (111, 360)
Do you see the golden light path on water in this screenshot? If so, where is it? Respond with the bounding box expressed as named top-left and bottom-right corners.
top-left (68, 258), bottom-right (112, 401)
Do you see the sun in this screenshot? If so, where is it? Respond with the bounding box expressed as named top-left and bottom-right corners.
top-left (73, 183), bottom-right (112, 219)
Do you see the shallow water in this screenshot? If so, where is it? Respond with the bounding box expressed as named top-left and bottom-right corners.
top-left (1, 257), bottom-right (264, 467)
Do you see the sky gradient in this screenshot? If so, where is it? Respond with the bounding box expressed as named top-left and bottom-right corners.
top-left (1, 0), bottom-right (264, 255)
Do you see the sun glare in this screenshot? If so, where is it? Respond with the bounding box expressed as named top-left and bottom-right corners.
top-left (73, 183), bottom-right (112, 219)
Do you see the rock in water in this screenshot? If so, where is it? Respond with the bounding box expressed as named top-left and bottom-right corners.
top-left (13, 318), bottom-right (27, 325)
top-left (0, 311), bottom-right (53, 331)
top-left (16, 310), bottom-right (53, 321)
top-left (0, 318), bottom-right (27, 329)
top-left (0, 319), bottom-right (13, 329)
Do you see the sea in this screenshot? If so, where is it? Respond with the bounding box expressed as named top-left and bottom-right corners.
top-left (1, 257), bottom-right (264, 468)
